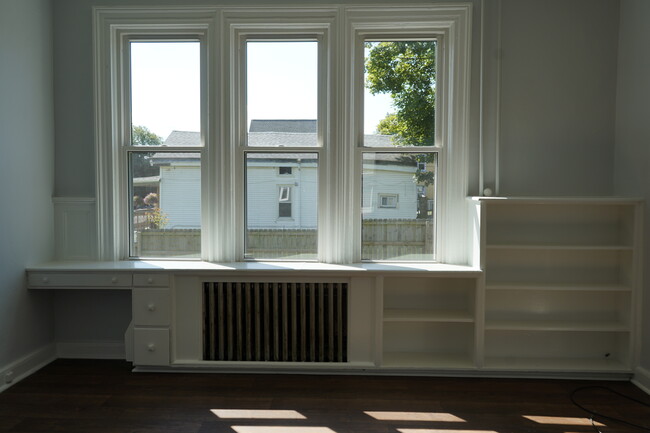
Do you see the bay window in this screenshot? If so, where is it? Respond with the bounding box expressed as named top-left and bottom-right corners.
top-left (94, 5), bottom-right (471, 264)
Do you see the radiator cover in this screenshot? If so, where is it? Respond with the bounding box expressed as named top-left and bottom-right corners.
top-left (203, 281), bottom-right (348, 362)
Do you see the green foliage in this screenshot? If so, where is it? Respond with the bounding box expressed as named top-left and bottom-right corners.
top-left (365, 41), bottom-right (436, 147)
top-left (132, 125), bottom-right (163, 146)
top-left (146, 207), bottom-right (169, 229)
top-left (131, 126), bottom-right (162, 178)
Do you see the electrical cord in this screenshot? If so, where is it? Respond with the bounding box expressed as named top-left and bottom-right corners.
top-left (570, 386), bottom-right (650, 432)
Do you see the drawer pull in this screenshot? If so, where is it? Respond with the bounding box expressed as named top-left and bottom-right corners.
top-left (111, 277), bottom-right (118, 284)
top-left (147, 303), bottom-right (156, 312)
top-left (147, 343), bottom-right (156, 352)
top-left (147, 277), bottom-right (154, 284)
top-left (41, 277), bottom-right (49, 283)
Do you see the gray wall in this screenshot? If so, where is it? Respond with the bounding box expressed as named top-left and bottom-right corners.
top-left (0, 0), bottom-right (55, 367)
top-left (498, 0), bottom-right (619, 196)
top-left (615, 0), bottom-right (650, 370)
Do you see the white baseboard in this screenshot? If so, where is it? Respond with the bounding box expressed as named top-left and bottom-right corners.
top-left (57, 341), bottom-right (125, 360)
top-left (0, 344), bottom-right (57, 394)
top-left (633, 366), bottom-right (650, 395)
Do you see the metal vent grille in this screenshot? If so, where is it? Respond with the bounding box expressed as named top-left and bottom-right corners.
top-left (203, 282), bottom-right (348, 362)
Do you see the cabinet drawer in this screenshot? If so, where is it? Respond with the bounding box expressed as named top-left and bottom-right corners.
top-left (133, 274), bottom-right (170, 287)
top-left (133, 328), bottom-right (170, 366)
top-left (132, 288), bottom-right (171, 326)
top-left (28, 272), bottom-right (131, 288)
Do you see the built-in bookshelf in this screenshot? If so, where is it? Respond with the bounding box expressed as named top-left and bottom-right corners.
top-left (476, 198), bottom-right (642, 373)
top-left (381, 276), bottom-right (478, 369)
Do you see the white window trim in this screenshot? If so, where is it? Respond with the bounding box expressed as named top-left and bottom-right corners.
top-left (93, 4), bottom-right (472, 265)
top-left (379, 194), bottom-right (398, 209)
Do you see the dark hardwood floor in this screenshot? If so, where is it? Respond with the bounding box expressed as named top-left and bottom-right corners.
top-left (1, 359), bottom-right (649, 433)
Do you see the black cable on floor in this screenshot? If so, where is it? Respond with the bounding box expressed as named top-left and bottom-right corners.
top-left (570, 385), bottom-right (650, 432)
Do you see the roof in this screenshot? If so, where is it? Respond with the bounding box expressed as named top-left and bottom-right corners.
top-left (249, 119), bottom-right (317, 133)
top-left (152, 121), bottom-right (409, 165)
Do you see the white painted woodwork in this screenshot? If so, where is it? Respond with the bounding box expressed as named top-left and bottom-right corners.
top-left (53, 198), bottom-right (97, 261)
top-left (133, 328), bottom-right (170, 366)
top-left (475, 197), bottom-right (642, 373)
top-left (132, 289), bottom-right (171, 327)
top-left (133, 274), bottom-right (170, 287)
top-left (28, 272), bottom-right (131, 288)
top-left (26, 197), bottom-right (642, 378)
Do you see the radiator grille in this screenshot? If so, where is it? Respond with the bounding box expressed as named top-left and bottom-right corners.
top-left (203, 282), bottom-right (348, 362)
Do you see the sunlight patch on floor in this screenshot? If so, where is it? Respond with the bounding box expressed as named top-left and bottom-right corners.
top-left (365, 411), bottom-right (466, 422)
top-left (211, 409), bottom-right (306, 419)
top-left (231, 427), bottom-right (336, 433)
top-left (397, 429), bottom-right (499, 433)
top-left (523, 415), bottom-right (605, 427)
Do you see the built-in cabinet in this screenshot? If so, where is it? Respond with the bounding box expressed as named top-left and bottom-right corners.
top-left (26, 197), bottom-right (642, 378)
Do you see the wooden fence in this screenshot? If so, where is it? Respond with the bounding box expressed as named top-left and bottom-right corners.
top-left (135, 219), bottom-right (434, 259)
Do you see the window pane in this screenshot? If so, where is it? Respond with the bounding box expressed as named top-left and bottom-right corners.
top-left (247, 41), bottom-right (318, 147)
top-left (130, 41), bottom-right (200, 144)
top-left (246, 153), bottom-right (318, 260)
top-left (130, 151), bottom-right (201, 258)
top-left (364, 40), bottom-right (437, 147)
top-left (362, 152), bottom-right (436, 261)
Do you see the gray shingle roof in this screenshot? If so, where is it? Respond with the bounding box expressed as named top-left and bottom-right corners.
top-left (153, 121), bottom-right (406, 164)
top-left (249, 119), bottom-right (317, 133)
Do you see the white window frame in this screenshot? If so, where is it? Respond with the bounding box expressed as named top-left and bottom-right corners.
top-left (379, 194), bottom-right (398, 209)
top-left (93, 5), bottom-right (471, 265)
top-left (278, 186), bottom-right (293, 218)
top-left (278, 166), bottom-right (293, 176)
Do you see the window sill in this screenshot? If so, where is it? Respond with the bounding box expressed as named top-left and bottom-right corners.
top-left (27, 260), bottom-right (481, 277)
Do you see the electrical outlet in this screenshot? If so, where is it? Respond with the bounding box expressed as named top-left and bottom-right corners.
top-left (4, 371), bottom-right (14, 384)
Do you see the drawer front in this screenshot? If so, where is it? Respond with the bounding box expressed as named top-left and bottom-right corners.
top-left (28, 272), bottom-right (132, 288)
top-left (132, 288), bottom-right (171, 326)
top-left (133, 328), bottom-right (170, 366)
top-left (133, 273), bottom-right (170, 287)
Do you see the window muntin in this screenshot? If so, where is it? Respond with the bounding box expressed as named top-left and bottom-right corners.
top-left (246, 41), bottom-right (319, 147)
top-left (361, 152), bottom-right (436, 261)
top-left (245, 152), bottom-right (318, 260)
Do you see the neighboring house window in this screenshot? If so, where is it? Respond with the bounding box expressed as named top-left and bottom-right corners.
top-left (379, 194), bottom-right (398, 209)
top-left (278, 186), bottom-right (292, 218)
top-left (94, 6), bottom-right (471, 263)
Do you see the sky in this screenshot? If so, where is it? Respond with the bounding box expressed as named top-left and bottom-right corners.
top-left (130, 41), bottom-right (393, 141)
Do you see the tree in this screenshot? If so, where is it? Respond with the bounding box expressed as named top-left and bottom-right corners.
top-left (131, 125), bottom-right (162, 178)
top-left (365, 41), bottom-right (436, 146)
top-left (365, 41), bottom-right (437, 186)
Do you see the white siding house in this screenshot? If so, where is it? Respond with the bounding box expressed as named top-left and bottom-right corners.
top-left (147, 121), bottom-right (426, 230)
top-left (159, 163), bottom-right (201, 229)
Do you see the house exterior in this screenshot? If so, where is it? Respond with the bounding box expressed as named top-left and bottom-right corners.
top-left (145, 120), bottom-right (432, 230)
